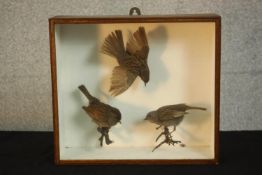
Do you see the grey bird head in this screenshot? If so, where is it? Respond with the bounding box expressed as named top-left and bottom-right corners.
top-left (144, 111), bottom-right (158, 124)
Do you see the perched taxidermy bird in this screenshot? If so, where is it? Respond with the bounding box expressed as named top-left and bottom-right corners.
top-left (101, 26), bottom-right (150, 96)
top-left (145, 104), bottom-right (206, 152)
top-left (78, 85), bottom-right (121, 146)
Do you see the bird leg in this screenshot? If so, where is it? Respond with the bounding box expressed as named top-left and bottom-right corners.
top-left (170, 126), bottom-right (176, 134)
top-left (97, 127), bottom-right (104, 147)
top-left (152, 126), bottom-right (181, 152)
top-left (97, 127), bottom-right (113, 146)
top-left (104, 128), bottom-right (113, 145)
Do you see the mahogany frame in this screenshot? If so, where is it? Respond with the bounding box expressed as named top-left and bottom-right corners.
top-left (49, 14), bottom-right (221, 165)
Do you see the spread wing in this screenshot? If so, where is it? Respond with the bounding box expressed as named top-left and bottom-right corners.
top-left (157, 105), bottom-right (188, 121)
top-left (101, 30), bottom-right (126, 62)
top-left (126, 27), bottom-right (149, 60)
top-left (110, 66), bottom-right (137, 96)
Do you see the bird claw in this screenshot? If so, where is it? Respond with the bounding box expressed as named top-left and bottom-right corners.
top-left (105, 138), bottom-right (113, 145)
top-left (167, 139), bottom-right (181, 146)
top-left (105, 133), bottom-right (113, 145)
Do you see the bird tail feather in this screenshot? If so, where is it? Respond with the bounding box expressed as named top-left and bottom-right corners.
top-left (101, 30), bottom-right (125, 61)
top-left (134, 27), bottom-right (148, 47)
top-left (187, 106), bottom-right (206, 111)
top-left (126, 27), bottom-right (148, 57)
top-left (78, 85), bottom-right (96, 102)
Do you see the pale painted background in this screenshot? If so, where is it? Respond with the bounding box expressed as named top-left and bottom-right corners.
top-left (0, 0), bottom-right (261, 131)
top-left (56, 23), bottom-right (215, 159)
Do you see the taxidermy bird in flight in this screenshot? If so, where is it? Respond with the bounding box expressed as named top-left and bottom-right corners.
top-left (101, 27), bottom-right (150, 96)
top-left (145, 104), bottom-right (206, 152)
top-left (78, 85), bottom-right (121, 146)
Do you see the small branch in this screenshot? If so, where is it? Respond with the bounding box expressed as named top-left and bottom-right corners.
top-left (152, 126), bottom-right (181, 152)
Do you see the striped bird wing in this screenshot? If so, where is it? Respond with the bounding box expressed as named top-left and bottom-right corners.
top-left (82, 105), bottom-right (109, 127)
top-left (126, 27), bottom-right (149, 60)
top-left (109, 66), bottom-right (137, 96)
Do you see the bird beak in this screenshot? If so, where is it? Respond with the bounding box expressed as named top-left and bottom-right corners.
top-left (144, 83), bottom-right (147, 87)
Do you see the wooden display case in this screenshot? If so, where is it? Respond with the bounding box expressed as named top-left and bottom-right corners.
top-left (49, 13), bottom-right (221, 165)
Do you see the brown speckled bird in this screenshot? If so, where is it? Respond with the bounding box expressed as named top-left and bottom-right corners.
top-left (145, 104), bottom-right (206, 151)
top-left (78, 85), bottom-right (121, 146)
top-left (101, 27), bottom-right (150, 96)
